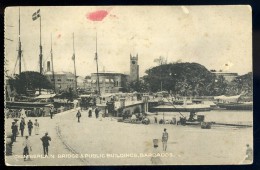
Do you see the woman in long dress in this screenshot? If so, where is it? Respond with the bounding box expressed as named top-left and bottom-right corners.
top-left (20, 109), bottom-right (27, 119)
top-left (34, 119), bottom-right (40, 135)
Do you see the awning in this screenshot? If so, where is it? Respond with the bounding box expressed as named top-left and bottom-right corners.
top-left (80, 95), bottom-right (91, 98)
top-left (35, 94), bottom-right (56, 99)
top-left (45, 104), bottom-right (54, 107)
top-left (214, 95), bottom-right (240, 102)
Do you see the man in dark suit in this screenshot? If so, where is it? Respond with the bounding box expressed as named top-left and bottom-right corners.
top-left (41, 132), bottom-right (51, 156)
top-left (11, 122), bottom-right (18, 142)
top-left (19, 119), bottom-right (26, 137)
top-left (27, 120), bottom-right (33, 136)
top-left (76, 110), bottom-right (81, 123)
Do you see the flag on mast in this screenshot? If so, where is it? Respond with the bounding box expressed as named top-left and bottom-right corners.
top-left (32, 9), bottom-right (40, 21)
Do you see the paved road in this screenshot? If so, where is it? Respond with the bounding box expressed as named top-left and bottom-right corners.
top-left (5, 109), bottom-right (84, 166)
top-left (5, 108), bottom-right (253, 166)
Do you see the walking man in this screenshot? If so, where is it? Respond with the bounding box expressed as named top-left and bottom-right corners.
top-left (95, 107), bottom-right (99, 119)
top-left (27, 120), bottom-right (33, 136)
top-left (162, 128), bottom-right (168, 151)
top-left (50, 107), bottom-right (54, 119)
top-left (154, 116), bottom-right (158, 124)
top-left (88, 108), bottom-right (92, 118)
top-left (34, 119), bottom-right (40, 135)
top-left (76, 110), bottom-right (81, 123)
top-left (11, 122), bottom-right (18, 142)
top-left (23, 136), bottom-right (32, 161)
top-left (19, 119), bottom-right (26, 137)
top-left (41, 132), bottom-right (51, 156)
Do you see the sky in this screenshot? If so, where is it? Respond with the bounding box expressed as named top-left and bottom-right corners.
top-left (4, 6), bottom-right (252, 77)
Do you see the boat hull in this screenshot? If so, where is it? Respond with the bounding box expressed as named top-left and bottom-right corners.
top-left (217, 103), bottom-right (253, 110)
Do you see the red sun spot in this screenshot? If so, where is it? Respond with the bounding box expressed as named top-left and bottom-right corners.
top-left (86, 10), bottom-right (109, 21)
top-left (57, 34), bottom-right (61, 39)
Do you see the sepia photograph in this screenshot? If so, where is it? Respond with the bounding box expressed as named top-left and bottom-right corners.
top-left (4, 6), bottom-right (253, 165)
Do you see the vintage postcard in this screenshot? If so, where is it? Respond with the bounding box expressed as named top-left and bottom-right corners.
top-left (4, 6), bottom-right (253, 165)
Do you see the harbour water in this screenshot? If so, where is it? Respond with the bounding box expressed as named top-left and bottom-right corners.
top-left (148, 110), bottom-right (253, 125)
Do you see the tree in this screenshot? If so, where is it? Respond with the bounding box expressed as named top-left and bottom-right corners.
top-left (144, 62), bottom-right (217, 96)
top-left (8, 71), bottom-right (53, 95)
top-left (127, 80), bottom-right (149, 93)
top-left (225, 72), bottom-right (252, 96)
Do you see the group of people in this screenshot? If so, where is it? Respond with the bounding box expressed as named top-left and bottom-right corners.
top-left (11, 118), bottom-right (40, 142)
top-left (76, 107), bottom-right (102, 123)
top-left (22, 132), bottom-right (52, 161)
top-left (10, 117), bottom-right (52, 161)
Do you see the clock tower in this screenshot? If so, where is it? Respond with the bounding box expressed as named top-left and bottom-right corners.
top-left (130, 53), bottom-right (139, 82)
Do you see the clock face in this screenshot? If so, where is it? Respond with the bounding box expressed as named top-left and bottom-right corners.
top-left (132, 61), bottom-right (136, 64)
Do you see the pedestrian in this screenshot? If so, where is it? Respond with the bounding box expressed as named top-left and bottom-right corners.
top-left (50, 107), bottom-right (54, 119)
top-left (153, 116), bottom-right (156, 123)
top-left (245, 144), bottom-right (253, 161)
top-left (88, 108), bottom-right (92, 118)
top-left (14, 119), bottom-right (19, 136)
top-left (11, 122), bottom-right (18, 142)
top-left (34, 119), bottom-right (40, 135)
top-left (23, 136), bottom-right (32, 161)
top-left (41, 132), bottom-right (51, 156)
top-left (162, 128), bottom-right (168, 151)
top-left (76, 110), bottom-right (81, 123)
top-left (95, 107), bottom-right (99, 119)
top-left (19, 119), bottom-right (26, 137)
top-left (27, 120), bottom-right (33, 136)
top-left (20, 109), bottom-right (27, 119)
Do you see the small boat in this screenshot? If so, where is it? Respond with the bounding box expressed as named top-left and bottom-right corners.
top-left (151, 102), bottom-right (212, 112)
top-left (214, 95), bottom-right (253, 110)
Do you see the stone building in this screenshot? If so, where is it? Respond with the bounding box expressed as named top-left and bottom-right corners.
top-left (212, 71), bottom-right (238, 82)
top-left (85, 72), bottom-right (128, 94)
top-left (45, 71), bottom-right (76, 92)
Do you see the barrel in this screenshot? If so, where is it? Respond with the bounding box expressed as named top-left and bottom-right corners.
top-left (172, 118), bottom-right (176, 125)
top-left (197, 115), bottom-right (205, 122)
top-left (153, 139), bottom-right (159, 148)
top-left (201, 122), bottom-right (211, 129)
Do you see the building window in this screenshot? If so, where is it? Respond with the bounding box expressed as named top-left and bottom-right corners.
top-left (51, 79), bottom-right (54, 81)
top-left (57, 79), bottom-right (61, 82)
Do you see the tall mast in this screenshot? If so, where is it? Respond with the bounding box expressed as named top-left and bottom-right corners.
top-left (73, 33), bottom-right (78, 94)
top-left (95, 31), bottom-right (100, 95)
top-left (39, 10), bottom-right (42, 95)
top-left (18, 7), bottom-right (22, 75)
top-left (50, 34), bottom-right (56, 93)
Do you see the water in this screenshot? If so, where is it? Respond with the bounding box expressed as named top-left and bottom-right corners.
top-left (148, 110), bottom-right (253, 124)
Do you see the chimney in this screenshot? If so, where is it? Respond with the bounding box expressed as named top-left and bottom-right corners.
top-left (47, 61), bottom-right (51, 72)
